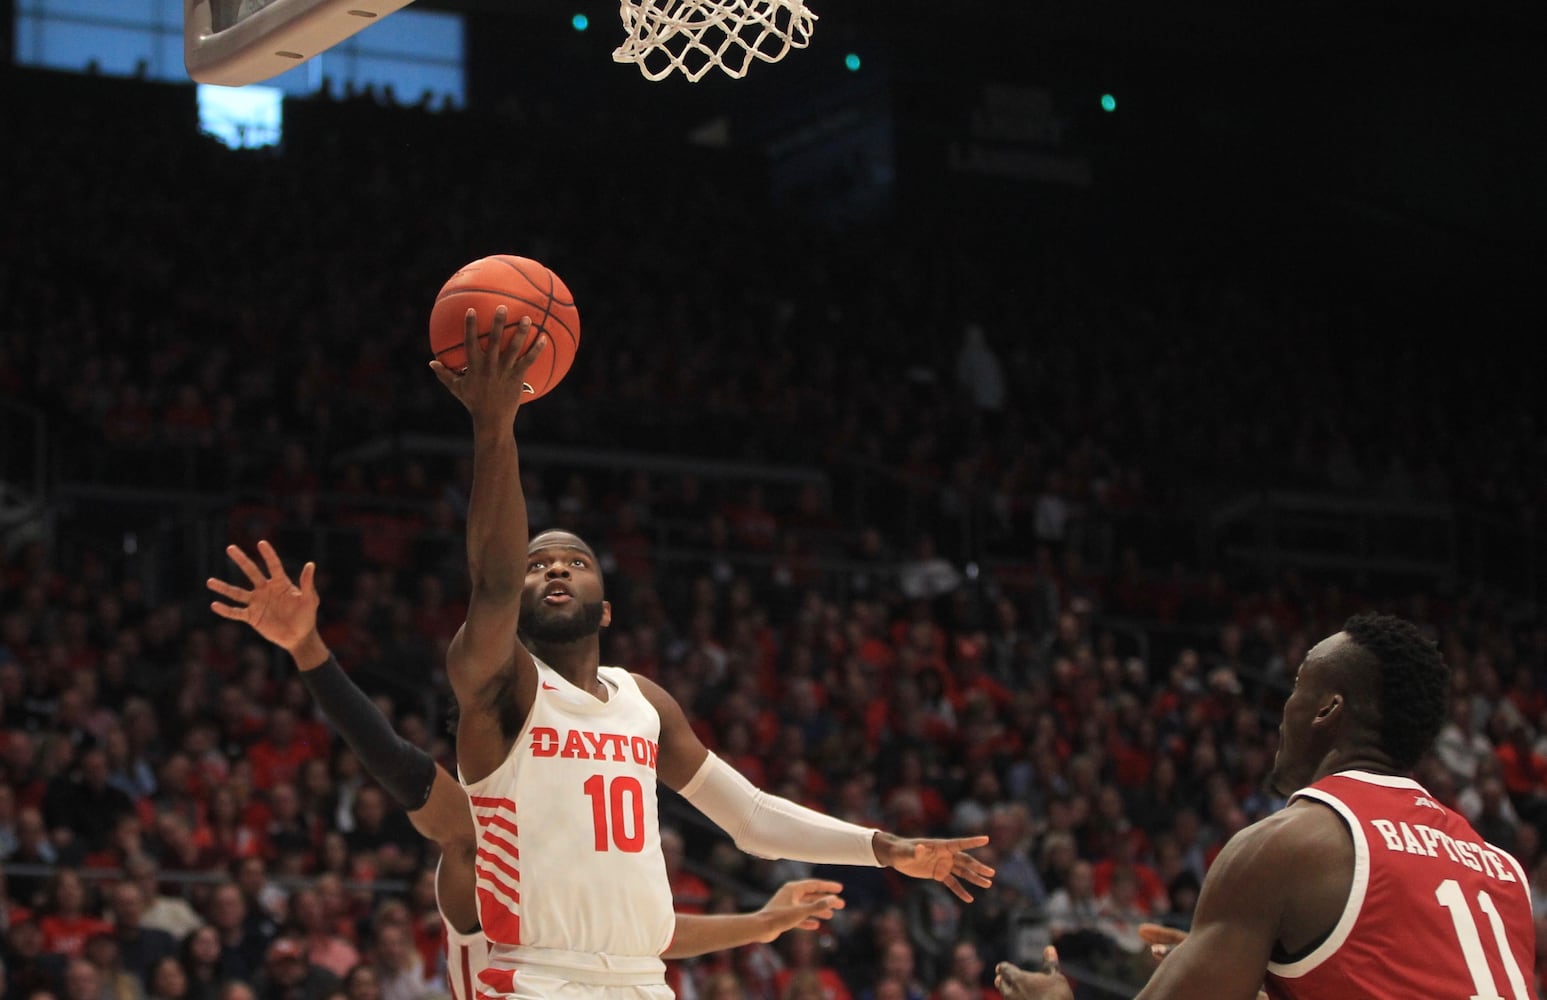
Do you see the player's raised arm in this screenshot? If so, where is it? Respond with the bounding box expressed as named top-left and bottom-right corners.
top-left (639, 676), bottom-right (996, 903)
top-left (209, 540), bottom-right (482, 932)
top-left (429, 307), bottom-right (548, 782)
top-left (206, 541), bottom-right (475, 849)
top-left (663, 880), bottom-right (845, 959)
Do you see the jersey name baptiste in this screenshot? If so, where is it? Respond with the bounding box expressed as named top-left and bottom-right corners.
top-left (1265, 770), bottom-right (1537, 1000)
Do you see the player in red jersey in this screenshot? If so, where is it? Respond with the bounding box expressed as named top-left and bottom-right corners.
top-left (993, 613), bottom-right (1538, 1000)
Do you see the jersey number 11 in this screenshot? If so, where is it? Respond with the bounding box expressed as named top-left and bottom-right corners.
top-left (1434, 878), bottom-right (1530, 1000)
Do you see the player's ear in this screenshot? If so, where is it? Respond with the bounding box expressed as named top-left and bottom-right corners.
top-left (600, 601), bottom-right (612, 629)
top-left (1313, 693), bottom-right (1343, 725)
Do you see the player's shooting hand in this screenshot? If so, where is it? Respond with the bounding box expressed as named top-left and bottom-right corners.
top-left (429, 307), bottom-right (547, 424)
top-left (995, 949), bottom-right (1073, 1000)
top-left (874, 833), bottom-right (996, 902)
top-left (753, 879), bottom-right (846, 942)
top-left (207, 540), bottom-right (319, 654)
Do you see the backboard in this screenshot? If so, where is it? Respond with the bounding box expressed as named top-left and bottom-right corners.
top-left (185, 0), bottom-right (416, 86)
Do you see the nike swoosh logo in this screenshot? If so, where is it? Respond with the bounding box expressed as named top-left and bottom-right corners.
top-left (541, 682), bottom-right (558, 691)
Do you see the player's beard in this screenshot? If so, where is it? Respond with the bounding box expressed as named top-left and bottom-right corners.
top-left (522, 600), bottom-right (606, 644)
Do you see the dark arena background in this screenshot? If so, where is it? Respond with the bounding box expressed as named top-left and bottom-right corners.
top-left (1, 0), bottom-right (1545, 998)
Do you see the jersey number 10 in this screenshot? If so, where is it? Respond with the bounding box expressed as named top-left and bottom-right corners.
top-left (584, 774), bottom-right (646, 852)
top-left (1435, 878), bottom-right (1530, 1000)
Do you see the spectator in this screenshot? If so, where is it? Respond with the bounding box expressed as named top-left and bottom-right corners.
top-left (60, 960), bottom-right (104, 1000)
top-left (258, 783), bottom-right (314, 867)
top-left (288, 889), bottom-right (358, 980)
top-left (857, 940), bottom-right (926, 1000)
top-left (1149, 868), bottom-right (1198, 933)
top-left (896, 538), bottom-right (962, 603)
top-left (663, 826), bottom-right (713, 915)
top-left (338, 966), bottom-right (379, 1000)
top-left (0, 783), bottom-right (19, 858)
top-left (42, 750), bottom-right (134, 857)
top-left (979, 806), bottom-right (1044, 911)
top-left (780, 971), bottom-right (829, 1000)
top-left (122, 858), bottom-right (201, 942)
top-left (1495, 714), bottom-right (1547, 829)
top-left (701, 971), bottom-right (748, 1000)
top-left (177, 929), bottom-right (223, 1000)
top-left (249, 711), bottom-right (319, 794)
top-left (954, 324), bottom-right (1006, 417)
top-left (100, 727), bottom-right (156, 803)
top-left (772, 932), bottom-right (850, 1000)
top-left (104, 883), bottom-right (176, 982)
top-left (191, 787), bottom-right (261, 866)
top-left (0, 868), bottom-right (33, 931)
top-left (206, 882), bottom-right (270, 983)
top-left (340, 790), bottom-right (418, 878)
top-left (2, 917), bottom-right (68, 1000)
top-left (1093, 867), bottom-right (1147, 958)
top-left (253, 938), bottom-right (339, 1000)
top-left (82, 934), bottom-right (142, 1000)
top-left (901, 879), bottom-right (962, 986)
top-left (943, 941), bottom-right (999, 1000)
top-left (1041, 862), bottom-right (1112, 966)
top-left (8, 808), bottom-right (59, 905)
top-left (143, 957), bottom-right (190, 1000)
top-left (233, 858), bottom-right (287, 930)
top-left (1469, 776), bottom-right (1523, 855)
top-left (38, 872), bottom-right (112, 961)
top-left (365, 924), bottom-right (430, 1000)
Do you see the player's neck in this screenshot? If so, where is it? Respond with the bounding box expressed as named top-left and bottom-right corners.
top-left (1315, 745), bottom-right (1404, 782)
top-left (533, 638), bottom-right (603, 693)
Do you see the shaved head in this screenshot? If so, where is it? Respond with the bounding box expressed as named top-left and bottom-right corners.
top-left (528, 530), bottom-right (597, 561)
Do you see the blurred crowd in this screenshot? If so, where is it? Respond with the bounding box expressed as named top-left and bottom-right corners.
top-left (2, 65), bottom-right (1546, 1000)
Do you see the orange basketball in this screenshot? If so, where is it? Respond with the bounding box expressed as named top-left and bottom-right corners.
top-left (428, 255), bottom-right (580, 401)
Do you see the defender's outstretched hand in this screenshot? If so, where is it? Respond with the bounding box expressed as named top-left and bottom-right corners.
top-left (1139, 922), bottom-right (1188, 965)
top-left (207, 540), bottom-right (318, 653)
top-left (874, 834), bottom-right (996, 902)
top-left (1136, 924), bottom-right (1269, 999)
top-left (429, 307), bottom-right (547, 423)
top-left (995, 948), bottom-right (1073, 1000)
top-left (752, 879), bottom-right (846, 942)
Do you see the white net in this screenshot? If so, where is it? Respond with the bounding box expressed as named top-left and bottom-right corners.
top-left (613, 0), bottom-right (817, 82)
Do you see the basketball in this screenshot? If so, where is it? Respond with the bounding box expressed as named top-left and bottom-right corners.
top-left (428, 255), bottom-right (581, 401)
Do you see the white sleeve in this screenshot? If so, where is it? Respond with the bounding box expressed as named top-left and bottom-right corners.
top-left (678, 753), bottom-right (882, 866)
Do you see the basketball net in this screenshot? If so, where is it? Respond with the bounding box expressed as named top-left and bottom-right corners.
top-left (613, 0), bottom-right (817, 82)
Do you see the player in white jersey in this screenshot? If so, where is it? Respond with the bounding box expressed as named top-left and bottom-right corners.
top-left (438, 874), bottom-right (850, 1000)
top-left (210, 541), bottom-right (853, 1000)
top-left (426, 310), bottom-right (995, 999)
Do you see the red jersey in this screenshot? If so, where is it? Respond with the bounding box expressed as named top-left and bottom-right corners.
top-left (39, 914), bottom-right (113, 958)
top-left (1265, 771), bottom-right (1537, 1000)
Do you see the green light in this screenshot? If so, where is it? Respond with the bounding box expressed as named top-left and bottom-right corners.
top-left (571, 13), bottom-right (589, 31)
top-left (1100, 93), bottom-right (1117, 112)
top-left (844, 52), bottom-right (861, 71)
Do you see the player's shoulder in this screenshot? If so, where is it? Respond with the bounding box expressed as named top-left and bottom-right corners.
top-left (1214, 799), bottom-right (1351, 878)
top-left (613, 667), bottom-right (650, 689)
top-left (623, 671), bottom-right (690, 716)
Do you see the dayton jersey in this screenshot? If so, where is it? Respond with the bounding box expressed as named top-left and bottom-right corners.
top-left (1265, 770), bottom-right (1537, 1000)
top-left (461, 659), bottom-right (674, 966)
top-left (441, 894), bottom-right (489, 1000)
